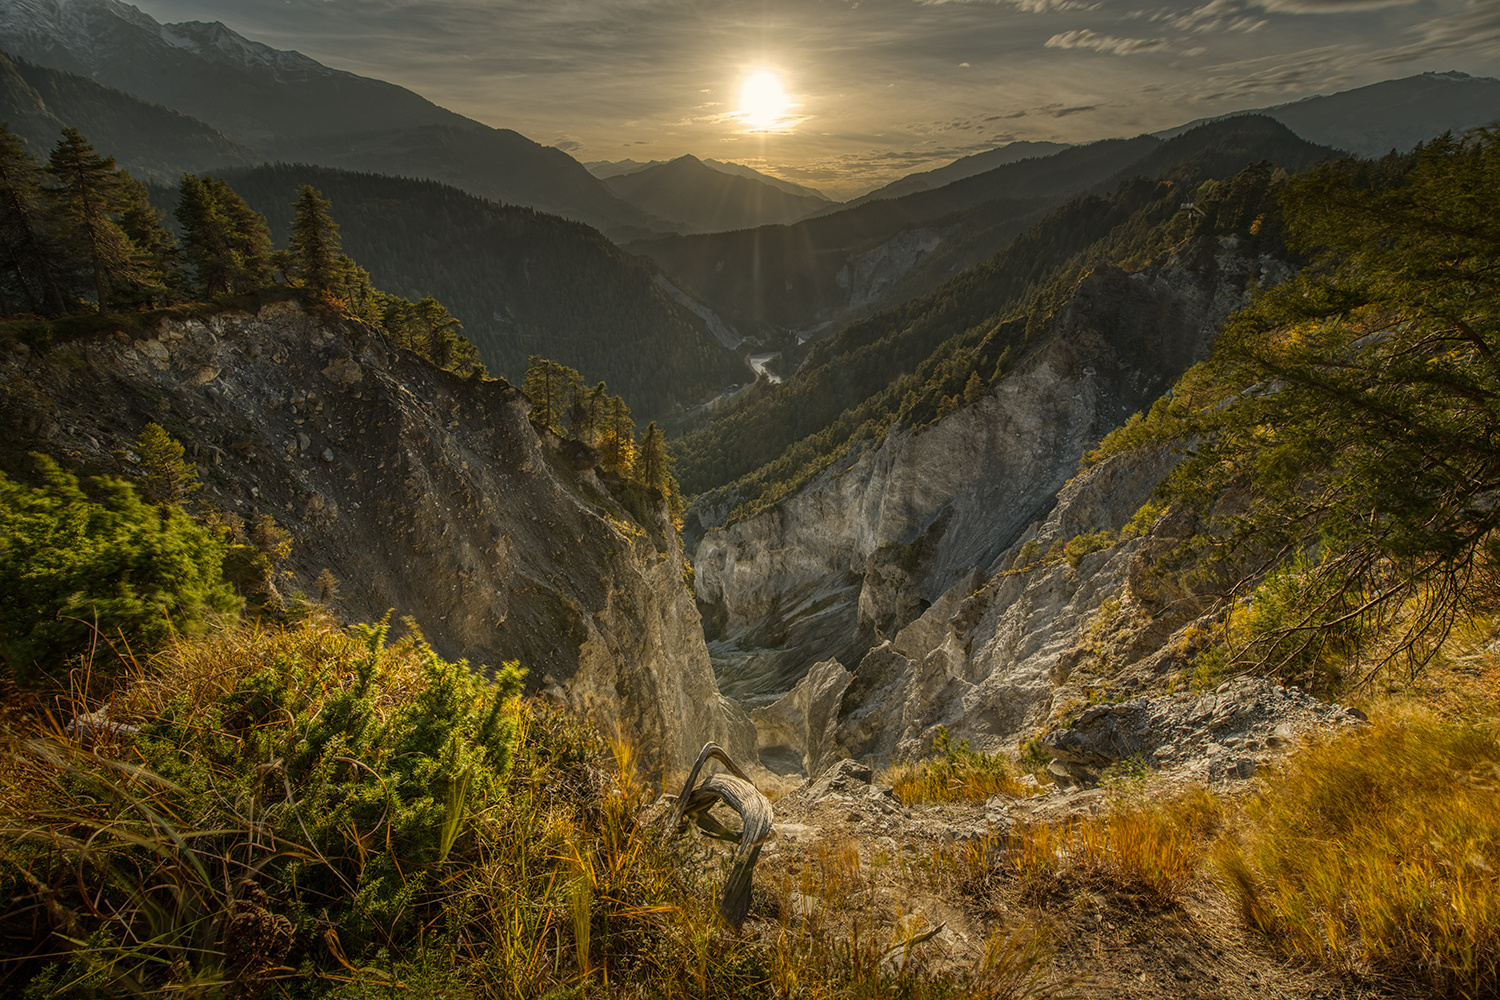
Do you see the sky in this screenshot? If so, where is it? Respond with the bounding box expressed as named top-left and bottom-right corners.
top-left (129, 0), bottom-right (1500, 199)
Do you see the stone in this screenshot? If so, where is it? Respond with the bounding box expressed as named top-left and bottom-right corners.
top-left (321, 356), bottom-right (363, 387)
top-left (806, 758), bottom-right (874, 801)
top-left (751, 658), bottom-right (853, 776)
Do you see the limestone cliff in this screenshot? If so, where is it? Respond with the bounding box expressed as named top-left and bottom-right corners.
top-left (0, 299), bottom-right (753, 777)
top-left (692, 235), bottom-right (1290, 721)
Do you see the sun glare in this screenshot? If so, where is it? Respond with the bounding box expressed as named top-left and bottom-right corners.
top-left (738, 70), bottom-right (790, 132)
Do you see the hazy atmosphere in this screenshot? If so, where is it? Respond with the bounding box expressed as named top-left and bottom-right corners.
top-left (130, 0), bottom-right (1500, 197)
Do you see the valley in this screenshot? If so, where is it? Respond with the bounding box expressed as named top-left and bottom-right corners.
top-left (2, 3), bottom-right (1500, 996)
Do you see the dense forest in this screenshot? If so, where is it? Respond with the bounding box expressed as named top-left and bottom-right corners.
top-left (0, 52), bottom-right (255, 184)
top-left (167, 163), bottom-right (752, 421)
top-left (672, 117), bottom-right (1333, 517)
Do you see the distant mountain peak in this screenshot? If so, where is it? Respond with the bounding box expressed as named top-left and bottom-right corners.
top-left (157, 20), bottom-right (329, 79)
top-left (0, 0), bottom-right (334, 80)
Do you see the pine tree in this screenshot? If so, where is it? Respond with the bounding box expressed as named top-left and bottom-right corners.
top-left (208, 177), bottom-right (272, 291)
top-left (135, 422), bottom-right (200, 505)
top-left (176, 174), bottom-right (271, 296)
top-left (599, 394), bottom-right (636, 474)
top-left (47, 127), bottom-right (133, 312)
top-left (175, 173), bottom-right (234, 295)
top-left (963, 370), bottom-right (984, 405)
top-left (522, 356), bottom-right (583, 435)
top-left (0, 125), bottom-right (67, 315)
top-left (288, 185), bottom-right (342, 295)
top-left (1162, 129), bottom-right (1500, 686)
top-left (638, 421), bottom-right (668, 492)
top-left (114, 172), bottom-right (180, 306)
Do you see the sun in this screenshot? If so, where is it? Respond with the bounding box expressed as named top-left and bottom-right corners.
top-left (738, 70), bottom-right (790, 131)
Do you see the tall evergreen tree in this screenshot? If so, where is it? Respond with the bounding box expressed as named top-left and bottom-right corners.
top-left (175, 173), bottom-right (234, 295)
top-left (46, 127), bottom-right (133, 311)
top-left (114, 171), bottom-right (180, 306)
top-left (288, 185), bottom-right (342, 295)
top-left (208, 177), bottom-right (272, 291)
top-left (522, 356), bottom-right (583, 435)
top-left (638, 421), bottom-right (668, 492)
top-left (0, 124), bottom-right (66, 315)
top-left (1162, 129), bottom-right (1500, 685)
top-left (175, 174), bottom-right (271, 295)
top-left (599, 394), bottom-right (635, 474)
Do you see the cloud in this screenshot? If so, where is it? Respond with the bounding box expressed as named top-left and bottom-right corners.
top-left (1045, 28), bottom-right (1171, 53)
top-left (1159, 0), bottom-right (1266, 33)
top-left (917, 0), bottom-right (1093, 10)
top-left (1252, 0), bottom-right (1420, 11)
top-left (1375, 0), bottom-right (1500, 62)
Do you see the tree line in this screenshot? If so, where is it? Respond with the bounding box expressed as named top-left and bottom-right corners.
top-left (0, 124), bottom-right (483, 378)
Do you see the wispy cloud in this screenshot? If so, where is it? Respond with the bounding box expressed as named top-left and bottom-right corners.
top-left (1045, 28), bottom-right (1172, 53)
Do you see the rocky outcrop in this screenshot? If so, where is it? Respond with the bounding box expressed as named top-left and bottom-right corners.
top-left (0, 299), bottom-right (752, 777)
top-left (693, 236), bottom-right (1292, 724)
top-left (1040, 676), bottom-right (1368, 787)
top-left (832, 441), bottom-right (1200, 766)
top-left (750, 659), bottom-right (854, 777)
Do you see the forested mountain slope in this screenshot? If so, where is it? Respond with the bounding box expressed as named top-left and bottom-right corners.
top-left (631, 135), bottom-right (1161, 337)
top-left (603, 155), bottom-right (832, 233)
top-left (165, 164), bottom-right (753, 420)
top-left (0, 50), bottom-right (253, 179)
top-left (636, 118), bottom-right (1329, 341)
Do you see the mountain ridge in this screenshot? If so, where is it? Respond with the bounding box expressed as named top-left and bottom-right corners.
top-left (0, 0), bottom-right (663, 236)
top-left (602, 154), bottom-right (835, 234)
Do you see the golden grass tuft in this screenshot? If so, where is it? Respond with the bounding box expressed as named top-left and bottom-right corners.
top-left (887, 728), bottom-right (1029, 805)
top-left (1006, 788), bottom-right (1223, 903)
top-left (1213, 708), bottom-right (1500, 999)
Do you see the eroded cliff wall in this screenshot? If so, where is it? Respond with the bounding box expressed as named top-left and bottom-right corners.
top-left (692, 236), bottom-right (1289, 718)
top-left (0, 299), bottom-right (752, 776)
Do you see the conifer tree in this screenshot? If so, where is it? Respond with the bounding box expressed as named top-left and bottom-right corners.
top-left (208, 177), bottom-right (272, 290)
top-left (47, 127), bottom-right (133, 311)
top-left (0, 125), bottom-right (66, 315)
top-left (288, 185), bottom-right (342, 295)
top-left (175, 174), bottom-right (271, 295)
top-left (638, 421), bottom-right (668, 492)
top-left (599, 394), bottom-right (636, 474)
top-left (135, 422), bottom-right (200, 505)
top-left (522, 356), bottom-right (583, 435)
top-left (114, 172), bottom-right (180, 306)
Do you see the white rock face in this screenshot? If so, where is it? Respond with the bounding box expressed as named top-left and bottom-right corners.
top-left (693, 237), bottom-right (1290, 722)
top-left (750, 659), bottom-right (854, 777)
top-left (836, 444), bottom-right (1190, 766)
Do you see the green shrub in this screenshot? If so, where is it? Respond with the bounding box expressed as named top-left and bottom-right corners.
top-left (0, 454), bottom-right (240, 684)
top-left (1, 619), bottom-right (524, 994)
top-left (1062, 530), bottom-right (1115, 567)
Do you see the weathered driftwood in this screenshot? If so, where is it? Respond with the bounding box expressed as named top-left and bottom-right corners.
top-left (667, 742), bottom-right (774, 928)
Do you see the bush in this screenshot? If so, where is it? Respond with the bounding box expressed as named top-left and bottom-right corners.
top-left (0, 454), bottom-right (240, 684)
top-left (0, 618), bottom-right (524, 994)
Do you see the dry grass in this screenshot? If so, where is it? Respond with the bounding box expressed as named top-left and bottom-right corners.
top-left (1214, 708), bottom-right (1500, 999)
top-left (1002, 789), bottom-right (1223, 903)
top-left (887, 729), bottom-right (1029, 805)
top-left (0, 619), bottom-right (1073, 999)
